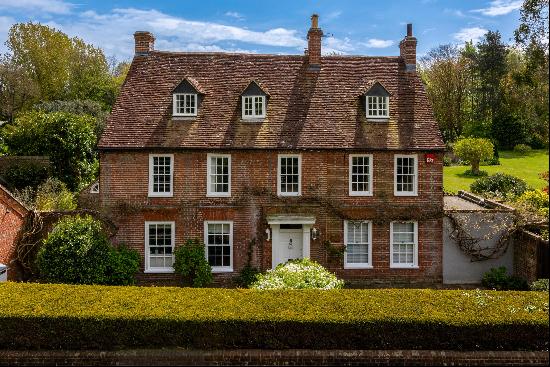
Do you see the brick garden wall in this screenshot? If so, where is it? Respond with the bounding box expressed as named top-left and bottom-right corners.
top-left (514, 230), bottom-right (549, 283)
top-left (99, 149), bottom-right (444, 286)
top-left (0, 187), bottom-right (29, 280)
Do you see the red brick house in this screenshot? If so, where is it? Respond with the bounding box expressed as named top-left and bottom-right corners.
top-left (0, 184), bottom-right (29, 281)
top-left (98, 15), bottom-right (445, 286)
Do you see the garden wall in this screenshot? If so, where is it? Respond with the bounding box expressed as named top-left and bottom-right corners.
top-left (514, 230), bottom-right (549, 283)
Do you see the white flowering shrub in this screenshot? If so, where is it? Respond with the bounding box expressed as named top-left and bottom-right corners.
top-left (250, 258), bottom-right (344, 290)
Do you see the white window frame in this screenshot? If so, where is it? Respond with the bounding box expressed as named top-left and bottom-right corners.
top-left (390, 221), bottom-right (418, 269)
top-left (148, 154), bottom-right (174, 197)
top-left (277, 154), bottom-right (302, 196)
top-left (344, 220), bottom-right (373, 269)
top-left (349, 154), bottom-right (373, 196)
top-left (206, 154), bottom-right (231, 197)
top-left (144, 221), bottom-right (175, 273)
top-left (366, 95), bottom-right (389, 118)
top-left (204, 221), bottom-right (234, 273)
top-left (394, 154), bottom-right (418, 196)
top-left (241, 95), bottom-right (266, 119)
top-left (173, 93), bottom-right (197, 117)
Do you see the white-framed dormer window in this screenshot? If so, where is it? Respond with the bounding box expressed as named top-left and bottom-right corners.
top-left (394, 154), bottom-right (418, 196)
top-left (204, 221), bottom-right (233, 273)
top-left (277, 154), bottom-right (301, 196)
top-left (207, 154), bottom-right (231, 197)
top-left (145, 221), bottom-right (175, 273)
top-left (173, 93), bottom-right (197, 116)
top-left (349, 154), bottom-right (373, 196)
top-left (366, 96), bottom-right (389, 118)
top-left (148, 154), bottom-right (174, 197)
top-left (242, 96), bottom-right (266, 119)
top-left (344, 220), bottom-right (372, 269)
top-left (390, 221), bottom-right (418, 268)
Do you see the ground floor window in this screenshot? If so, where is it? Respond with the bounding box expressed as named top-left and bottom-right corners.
top-left (204, 221), bottom-right (233, 272)
top-left (390, 221), bottom-right (418, 268)
top-left (145, 221), bottom-right (175, 272)
top-left (344, 220), bottom-right (372, 268)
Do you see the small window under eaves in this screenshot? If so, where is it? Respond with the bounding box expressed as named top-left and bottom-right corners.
top-left (172, 78), bottom-right (204, 117)
top-left (241, 81), bottom-right (269, 120)
top-left (364, 82), bottom-right (390, 119)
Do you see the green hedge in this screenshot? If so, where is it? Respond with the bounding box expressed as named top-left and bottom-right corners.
top-left (0, 283), bottom-right (547, 350)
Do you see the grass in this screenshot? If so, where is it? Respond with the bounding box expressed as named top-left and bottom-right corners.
top-left (444, 149), bottom-right (549, 194)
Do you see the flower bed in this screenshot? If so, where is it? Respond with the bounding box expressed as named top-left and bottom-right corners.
top-left (0, 283), bottom-right (547, 350)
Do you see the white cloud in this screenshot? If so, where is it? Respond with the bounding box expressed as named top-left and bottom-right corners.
top-left (224, 11), bottom-right (244, 20)
top-left (453, 27), bottom-right (488, 43)
top-left (45, 8), bottom-right (307, 60)
top-left (362, 39), bottom-right (394, 48)
top-left (472, 0), bottom-right (522, 16)
top-left (323, 36), bottom-right (354, 54)
top-left (0, 0), bottom-right (73, 14)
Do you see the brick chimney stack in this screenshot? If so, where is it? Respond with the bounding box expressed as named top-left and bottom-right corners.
top-left (307, 14), bottom-right (323, 70)
top-left (399, 23), bottom-right (417, 72)
top-left (134, 31), bottom-right (155, 56)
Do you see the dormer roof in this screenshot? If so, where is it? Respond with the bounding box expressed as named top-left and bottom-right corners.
top-left (172, 77), bottom-right (205, 94)
top-left (359, 80), bottom-right (392, 97)
top-left (241, 80), bottom-right (270, 97)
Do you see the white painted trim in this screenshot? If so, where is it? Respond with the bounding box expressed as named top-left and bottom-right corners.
top-left (270, 224), bottom-right (280, 269)
top-left (394, 154), bottom-right (418, 197)
top-left (241, 95), bottom-right (266, 119)
top-left (148, 154), bottom-right (174, 197)
top-left (389, 221), bottom-right (419, 269)
top-left (366, 95), bottom-right (389, 118)
top-left (204, 221), bottom-right (234, 273)
top-left (173, 93), bottom-right (197, 117)
top-left (269, 222), bottom-right (311, 269)
top-left (302, 224), bottom-right (311, 260)
top-left (348, 154), bottom-right (373, 196)
top-left (277, 154), bottom-right (302, 197)
top-left (343, 220), bottom-right (373, 269)
top-left (266, 215), bottom-right (315, 225)
top-left (206, 153), bottom-right (231, 197)
top-left (144, 221), bottom-right (175, 273)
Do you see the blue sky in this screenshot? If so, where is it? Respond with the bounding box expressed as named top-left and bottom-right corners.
top-left (0, 0), bottom-right (523, 62)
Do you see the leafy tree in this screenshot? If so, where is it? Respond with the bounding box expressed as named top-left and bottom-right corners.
top-left (6, 22), bottom-right (119, 110)
top-left (453, 137), bottom-right (494, 174)
top-left (2, 111), bottom-right (98, 191)
top-left (0, 55), bottom-right (39, 122)
top-left (419, 45), bottom-right (471, 142)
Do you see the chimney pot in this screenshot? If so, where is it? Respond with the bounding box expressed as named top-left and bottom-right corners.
top-left (134, 31), bottom-right (155, 56)
top-left (399, 24), bottom-right (417, 72)
top-left (307, 14), bottom-right (323, 70)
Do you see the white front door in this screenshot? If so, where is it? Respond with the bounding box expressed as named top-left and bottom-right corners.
top-left (273, 225), bottom-right (303, 267)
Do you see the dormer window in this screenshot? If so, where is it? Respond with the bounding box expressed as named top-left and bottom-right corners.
top-left (367, 96), bottom-right (389, 118)
top-left (172, 77), bottom-right (204, 118)
top-left (242, 96), bottom-right (265, 119)
top-left (364, 82), bottom-right (391, 119)
top-left (173, 93), bottom-right (197, 116)
top-left (241, 81), bottom-right (269, 120)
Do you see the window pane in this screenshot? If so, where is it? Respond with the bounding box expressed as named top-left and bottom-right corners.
top-left (350, 156), bottom-right (370, 193)
top-left (279, 157), bottom-right (299, 194)
top-left (148, 223), bottom-right (173, 269)
top-left (206, 223), bottom-right (231, 268)
top-left (151, 156), bottom-right (171, 193)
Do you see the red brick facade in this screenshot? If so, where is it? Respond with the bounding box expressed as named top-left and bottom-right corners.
top-left (98, 15), bottom-right (445, 286)
top-left (0, 185), bottom-right (29, 280)
top-left (100, 150), bottom-right (443, 285)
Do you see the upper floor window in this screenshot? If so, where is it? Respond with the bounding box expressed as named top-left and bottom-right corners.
top-left (278, 154), bottom-right (301, 196)
top-left (173, 93), bottom-right (197, 116)
top-left (149, 154), bottom-right (174, 197)
top-left (364, 81), bottom-right (390, 119)
top-left (390, 221), bottom-right (418, 268)
top-left (172, 77), bottom-right (203, 117)
top-left (145, 221), bottom-right (175, 273)
top-left (241, 80), bottom-right (269, 120)
top-left (367, 96), bottom-right (389, 118)
top-left (344, 220), bottom-right (372, 269)
top-left (242, 96), bottom-right (266, 119)
top-left (207, 154), bottom-right (231, 197)
top-left (394, 154), bottom-right (418, 196)
top-left (349, 154), bottom-right (373, 196)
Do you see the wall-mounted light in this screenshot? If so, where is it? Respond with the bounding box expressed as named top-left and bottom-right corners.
top-left (265, 227), bottom-right (271, 241)
top-left (311, 227), bottom-right (320, 241)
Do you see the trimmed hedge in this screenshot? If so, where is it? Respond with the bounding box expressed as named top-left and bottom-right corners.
top-left (0, 283), bottom-right (548, 351)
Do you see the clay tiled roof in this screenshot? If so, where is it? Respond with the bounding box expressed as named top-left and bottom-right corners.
top-left (98, 52), bottom-right (444, 151)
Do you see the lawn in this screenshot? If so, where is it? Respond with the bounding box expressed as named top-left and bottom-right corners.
top-left (444, 149), bottom-right (549, 194)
